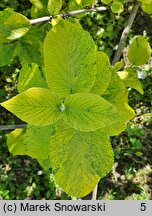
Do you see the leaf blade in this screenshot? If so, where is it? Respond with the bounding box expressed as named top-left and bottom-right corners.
top-left (0, 8), bottom-right (30, 43)
top-left (44, 20), bottom-right (97, 98)
top-left (47, 0), bottom-right (62, 15)
top-left (7, 128), bottom-right (26, 156)
top-left (1, 87), bottom-right (62, 126)
top-left (91, 51), bottom-right (111, 95)
top-left (128, 36), bottom-right (151, 66)
top-left (63, 93), bottom-right (124, 132)
top-left (50, 124), bottom-right (114, 197)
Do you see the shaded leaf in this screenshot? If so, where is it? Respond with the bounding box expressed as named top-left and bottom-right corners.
top-left (17, 41), bottom-right (42, 65)
top-left (0, 8), bottom-right (30, 43)
top-left (7, 128), bottom-right (26, 156)
top-left (17, 64), bottom-right (48, 93)
top-left (24, 124), bottom-right (54, 170)
top-left (0, 43), bottom-right (16, 66)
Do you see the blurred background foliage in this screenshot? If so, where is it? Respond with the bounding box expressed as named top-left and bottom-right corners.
top-left (0, 0), bottom-right (152, 199)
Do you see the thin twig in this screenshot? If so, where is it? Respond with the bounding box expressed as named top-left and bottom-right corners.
top-left (92, 184), bottom-right (98, 200)
top-left (112, 2), bottom-right (140, 65)
top-left (30, 6), bottom-right (107, 25)
top-left (0, 124), bottom-right (27, 131)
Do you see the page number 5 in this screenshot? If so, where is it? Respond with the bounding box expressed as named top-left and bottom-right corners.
top-left (140, 203), bottom-right (146, 211)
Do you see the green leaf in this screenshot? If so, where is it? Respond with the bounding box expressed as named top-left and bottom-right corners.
top-left (0, 43), bottom-right (16, 66)
top-left (104, 121), bottom-right (126, 136)
top-left (91, 51), bottom-right (111, 95)
top-left (1, 87), bottom-right (62, 126)
top-left (48, 0), bottom-right (62, 15)
top-left (17, 41), bottom-right (42, 65)
top-left (111, 1), bottom-right (124, 13)
top-left (50, 124), bottom-right (114, 197)
top-left (7, 128), bottom-right (26, 156)
top-left (117, 68), bottom-right (144, 94)
top-left (103, 71), bottom-right (135, 123)
top-left (113, 61), bottom-right (124, 71)
top-left (139, 0), bottom-right (152, 14)
top-left (63, 93), bottom-right (124, 132)
top-left (24, 124), bottom-right (54, 170)
top-left (17, 64), bottom-right (48, 93)
top-left (44, 20), bottom-right (97, 98)
top-left (102, 70), bottom-right (135, 136)
top-left (76, 0), bottom-right (95, 6)
top-left (0, 8), bottom-right (30, 43)
top-left (128, 36), bottom-right (151, 66)
top-left (101, 0), bottom-right (112, 4)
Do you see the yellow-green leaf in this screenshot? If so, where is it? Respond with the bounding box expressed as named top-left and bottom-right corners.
top-left (24, 124), bottom-right (54, 170)
top-left (1, 87), bottom-right (62, 126)
top-left (101, 0), bottom-right (112, 4)
top-left (76, 0), bottom-right (95, 6)
top-left (48, 0), bottom-right (62, 15)
top-left (111, 1), bottom-right (124, 13)
top-left (91, 51), bottom-right (112, 95)
top-left (50, 123), bottom-right (114, 197)
top-left (139, 0), bottom-right (152, 14)
top-left (44, 20), bottom-right (97, 98)
top-left (103, 71), bottom-right (135, 123)
top-left (7, 128), bottom-right (26, 156)
top-left (0, 8), bottom-right (30, 43)
top-left (0, 43), bottom-right (16, 66)
top-left (128, 36), bottom-right (151, 66)
top-left (117, 68), bottom-right (144, 94)
top-left (17, 64), bottom-right (48, 93)
top-left (113, 61), bottom-right (124, 71)
top-left (63, 93), bottom-right (124, 132)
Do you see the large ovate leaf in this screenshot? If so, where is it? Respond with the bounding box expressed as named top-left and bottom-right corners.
top-left (63, 93), bottom-right (124, 132)
top-left (44, 20), bottom-right (97, 98)
top-left (48, 0), bottom-right (62, 15)
top-left (7, 128), bottom-right (26, 156)
top-left (17, 64), bottom-right (48, 93)
top-left (103, 71), bottom-right (135, 123)
top-left (128, 36), bottom-right (151, 66)
top-left (24, 124), bottom-right (54, 170)
top-left (117, 68), bottom-right (144, 94)
top-left (91, 51), bottom-right (111, 95)
top-left (0, 8), bottom-right (30, 43)
top-left (50, 123), bottom-right (114, 197)
top-left (1, 87), bottom-right (62, 126)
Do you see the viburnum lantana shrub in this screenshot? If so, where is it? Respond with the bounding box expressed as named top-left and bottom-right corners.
top-left (0, 0), bottom-right (151, 198)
